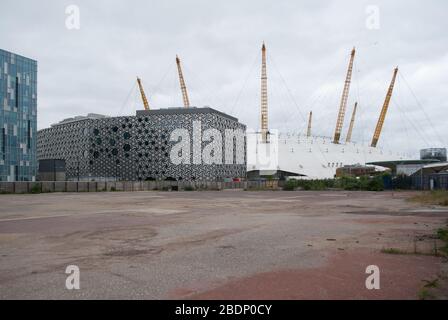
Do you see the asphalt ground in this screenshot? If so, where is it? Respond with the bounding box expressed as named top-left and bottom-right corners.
top-left (0, 190), bottom-right (447, 299)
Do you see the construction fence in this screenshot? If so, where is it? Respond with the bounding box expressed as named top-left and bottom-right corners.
top-left (0, 180), bottom-right (280, 194)
top-left (410, 173), bottom-right (448, 190)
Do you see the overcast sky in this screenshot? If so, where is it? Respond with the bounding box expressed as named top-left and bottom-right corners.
top-left (1, 0), bottom-right (447, 156)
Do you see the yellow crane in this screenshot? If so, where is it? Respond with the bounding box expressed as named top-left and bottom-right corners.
top-left (345, 102), bottom-right (357, 143)
top-left (175, 55), bottom-right (190, 108)
top-left (136, 77), bottom-right (150, 110)
top-left (371, 67), bottom-right (398, 147)
top-left (333, 47), bottom-right (356, 144)
top-left (306, 111), bottom-right (312, 137)
top-left (260, 42), bottom-right (269, 143)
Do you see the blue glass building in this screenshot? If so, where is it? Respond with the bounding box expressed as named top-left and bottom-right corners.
top-left (0, 49), bottom-right (37, 181)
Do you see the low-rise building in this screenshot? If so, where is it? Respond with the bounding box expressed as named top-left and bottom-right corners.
top-left (37, 107), bottom-right (246, 181)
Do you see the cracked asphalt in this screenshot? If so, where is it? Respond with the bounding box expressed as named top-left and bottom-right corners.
top-left (0, 190), bottom-right (447, 299)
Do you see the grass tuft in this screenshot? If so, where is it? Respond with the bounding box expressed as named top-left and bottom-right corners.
top-left (409, 191), bottom-right (448, 206)
top-left (436, 227), bottom-right (448, 256)
top-left (418, 288), bottom-right (435, 300)
top-left (422, 278), bottom-right (439, 288)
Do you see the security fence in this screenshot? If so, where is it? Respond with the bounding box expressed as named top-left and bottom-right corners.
top-left (0, 180), bottom-right (280, 194)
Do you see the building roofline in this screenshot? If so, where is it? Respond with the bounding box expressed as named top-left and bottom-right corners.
top-left (136, 107), bottom-right (239, 122)
top-left (0, 48), bottom-right (37, 63)
top-left (367, 159), bottom-right (439, 167)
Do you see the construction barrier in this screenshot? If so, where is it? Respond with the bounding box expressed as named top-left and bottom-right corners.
top-left (0, 180), bottom-right (280, 194)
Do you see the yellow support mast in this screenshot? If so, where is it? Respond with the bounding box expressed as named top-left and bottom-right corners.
top-left (307, 111), bottom-right (312, 137)
top-left (260, 42), bottom-right (269, 143)
top-left (371, 67), bottom-right (398, 148)
top-left (345, 102), bottom-right (357, 143)
top-left (136, 77), bottom-right (150, 110)
top-left (176, 55), bottom-right (190, 108)
top-left (333, 47), bottom-right (356, 144)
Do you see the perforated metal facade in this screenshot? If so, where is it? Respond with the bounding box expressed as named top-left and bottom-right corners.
top-left (37, 108), bottom-right (246, 181)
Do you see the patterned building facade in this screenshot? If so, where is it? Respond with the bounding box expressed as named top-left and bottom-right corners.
top-left (0, 49), bottom-right (37, 181)
top-left (37, 108), bottom-right (246, 181)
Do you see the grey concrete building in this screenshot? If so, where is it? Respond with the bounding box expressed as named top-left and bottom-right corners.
top-left (37, 159), bottom-right (66, 181)
top-left (37, 107), bottom-right (246, 181)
